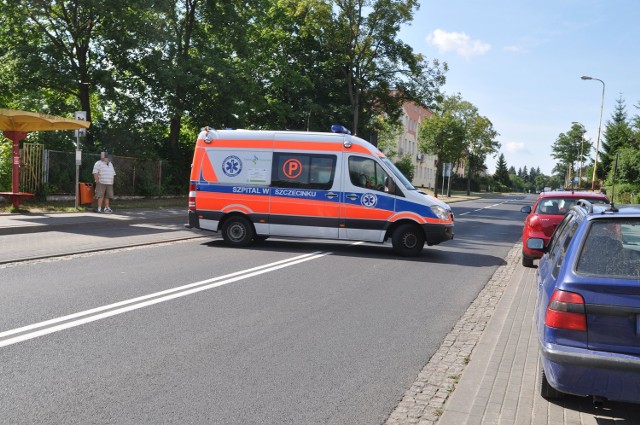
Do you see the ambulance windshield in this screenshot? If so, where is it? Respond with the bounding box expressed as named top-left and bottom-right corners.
top-left (382, 158), bottom-right (416, 190)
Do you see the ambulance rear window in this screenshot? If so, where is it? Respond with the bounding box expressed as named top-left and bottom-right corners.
top-left (271, 153), bottom-right (336, 190)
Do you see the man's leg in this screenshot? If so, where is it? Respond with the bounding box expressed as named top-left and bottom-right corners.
top-left (104, 185), bottom-right (113, 211)
top-left (95, 183), bottom-right (106, 211)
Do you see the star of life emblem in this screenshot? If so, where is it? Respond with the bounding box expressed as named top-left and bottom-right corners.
top-left (222, 155), bottom-right (242, 177)
top-left (361, 192), bottom-right (377, 208)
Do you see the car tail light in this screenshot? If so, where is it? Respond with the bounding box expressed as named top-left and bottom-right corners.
top-left (545, 289), bottom-right (587, 331)
top-left (188, 183), bottom-right (196, 211)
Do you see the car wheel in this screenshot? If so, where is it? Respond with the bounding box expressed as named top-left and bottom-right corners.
top-left (392, 223), bottom-right (425, 257)
top-left (221, 216), bottom-right (255, 247)
top-left (539, 358), bottom-right (564, 400)
top-left (522, 253), bottom-right (534, 268)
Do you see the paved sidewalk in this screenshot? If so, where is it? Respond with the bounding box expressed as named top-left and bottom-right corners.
top-left (0, 207), bottom-right (186, 235)
top-left (0, 207), bottom-right (203, 264)
top-left (436, 252), bottom-right (640, 425)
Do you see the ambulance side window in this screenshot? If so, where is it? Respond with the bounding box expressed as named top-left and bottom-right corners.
top-left (348, 156), bottom-right (393, 193)
top-left (271, 153), bottom-right (336, 190)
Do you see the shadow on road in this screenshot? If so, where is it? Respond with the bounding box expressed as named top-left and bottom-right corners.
top-left (201, 238), bottom-right (507, 268)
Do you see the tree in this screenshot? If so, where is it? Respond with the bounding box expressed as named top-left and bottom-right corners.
top-left (600, 96), bottom-right (634, 180)
top-left (493, 153), bottom-right (510, 188)
top-left (0, 0), bottom-right (451, 196)
top-left (394, 155), bottom-right (415, 182)
top-left (417, 94), bottom-right (498, 196)
top-left (615, 147), bottom-right (640, 185)
top-left (372, 114), bottom-right (403, 157)
top-left (551, 123), bottom-right (591, 188)
top-left (417, 97), bottom-right (466, 197)
top-left (464, 114), bottom-right (499, 195)
top-left (328, 0), bottom-right (446, 137)
top-left (0, 0), bottom-right (149, 147)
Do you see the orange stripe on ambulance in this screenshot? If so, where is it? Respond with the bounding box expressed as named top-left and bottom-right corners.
top-left (186, 126), bottom-right (454, 256)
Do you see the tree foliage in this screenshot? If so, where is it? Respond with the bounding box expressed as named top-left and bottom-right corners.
top-left (329, 0), bottom-right (446, 137)
top-left (417, 98), bottom-right (465, 197)
top-left (551, 122), bottom-right (592, 188)
top-left (417, 94), bottom-right (498, 196)
top-left (372, 114), bottom-right (403, 157)
top-left (394, 154), bottom-right (415, 182)
top-left (493, 153), bottom-right (510, 187)
top-left (0, 0), bottom-right (448, 194)
top-left (600, 96), bottom-right (634, 179)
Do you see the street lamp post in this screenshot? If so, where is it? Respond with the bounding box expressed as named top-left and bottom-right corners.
top-left (581, 75), bottom-right (605, 191)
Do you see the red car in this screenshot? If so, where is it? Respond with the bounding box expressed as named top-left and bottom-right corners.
top-left (520, 191), bottom-right (609, 267)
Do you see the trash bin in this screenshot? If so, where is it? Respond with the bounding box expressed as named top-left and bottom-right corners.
top-left (78, 182), bottom-right (95, 204)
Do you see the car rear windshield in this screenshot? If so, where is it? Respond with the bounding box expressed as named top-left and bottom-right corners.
top-left (576, 219), bottom-right (640, 278)
top-left (535, 197), bottom-right (608, 215)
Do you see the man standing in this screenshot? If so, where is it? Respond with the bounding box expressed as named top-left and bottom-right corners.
top-left (92, 152), bottom-right (116, 213)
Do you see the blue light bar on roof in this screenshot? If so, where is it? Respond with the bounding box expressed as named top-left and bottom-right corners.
top-left (331, 124), bottom-right (351, 135)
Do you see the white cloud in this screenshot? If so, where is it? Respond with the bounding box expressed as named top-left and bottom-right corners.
top-left (506, 141), bottom-right (527, 153)
top-left (504, 45), bottom-right (524, 53)
top-left (426, 29), bottom-right (491, 59)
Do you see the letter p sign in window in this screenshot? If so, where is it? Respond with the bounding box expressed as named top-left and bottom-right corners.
top-left (283, 159), bottom-right (303, 179)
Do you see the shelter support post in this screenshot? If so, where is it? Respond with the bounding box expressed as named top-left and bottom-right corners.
top-left (0, 131), bottom-right (33, 208)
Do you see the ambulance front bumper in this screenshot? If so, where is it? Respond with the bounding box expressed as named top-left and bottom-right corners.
top-left (423, 223), bottom-right (454, 246)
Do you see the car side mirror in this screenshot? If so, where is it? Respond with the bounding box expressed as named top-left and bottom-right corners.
top-left (521, 206), bottom-right (532, 214)
top-left (526, 238), bottom-right (546, 252)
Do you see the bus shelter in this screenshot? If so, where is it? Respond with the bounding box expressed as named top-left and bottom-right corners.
top-left (0, 109), bottom-right (90, 208)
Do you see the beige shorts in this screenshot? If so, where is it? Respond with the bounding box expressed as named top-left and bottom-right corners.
top-left (95, 183), bottom-right (114, 199)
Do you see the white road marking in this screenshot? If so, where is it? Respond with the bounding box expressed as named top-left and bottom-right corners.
top-left (0, 251), bottom-right (331, 348)
top-left (455, 200), bottom-right (511, 217)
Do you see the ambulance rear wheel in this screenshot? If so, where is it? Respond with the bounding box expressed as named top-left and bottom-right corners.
top-left (392, 223), bottom-right (425, 257)
top-left (221, 216), bottom-right (254, 247)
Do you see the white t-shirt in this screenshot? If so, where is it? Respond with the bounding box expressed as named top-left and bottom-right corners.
top-left (93, 160), bottom-right (116, 185)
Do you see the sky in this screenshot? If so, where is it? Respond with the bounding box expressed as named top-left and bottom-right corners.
top-left (399, 0), bottom-right (640, 176)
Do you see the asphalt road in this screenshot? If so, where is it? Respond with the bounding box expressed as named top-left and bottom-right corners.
top-left (0, 195), bottom-right (530, 424)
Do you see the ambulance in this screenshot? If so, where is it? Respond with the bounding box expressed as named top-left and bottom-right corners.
top-left (186, 126), bottom-right (454, 256)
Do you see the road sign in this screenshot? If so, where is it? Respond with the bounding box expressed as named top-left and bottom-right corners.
top-left (442, 163), bottom-right (452, 177)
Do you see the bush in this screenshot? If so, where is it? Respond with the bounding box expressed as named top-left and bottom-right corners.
top-left (492, 182), bottom-right (510, 193)
top-left (394, 154), bottom-right (415, 182)
top-left (605, 182), bottom-right (640, 204)
top-left (0, 138), bottom-right (11, 191)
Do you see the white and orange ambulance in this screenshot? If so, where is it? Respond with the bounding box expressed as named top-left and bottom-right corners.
top-left (186, 126), bottom-right (454, 256)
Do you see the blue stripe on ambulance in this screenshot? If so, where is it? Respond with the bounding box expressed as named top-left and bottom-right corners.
top-left (192, 182), bottom-right (440, 221)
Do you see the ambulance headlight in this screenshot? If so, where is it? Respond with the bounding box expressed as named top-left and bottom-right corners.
top-left (430, 205), bottom-right (450, 221)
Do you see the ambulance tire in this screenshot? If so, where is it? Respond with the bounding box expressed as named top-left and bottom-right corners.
top-left (221, 216), bottom-right (255, 247)
top-left (392, 223), bottom-right (425, 257)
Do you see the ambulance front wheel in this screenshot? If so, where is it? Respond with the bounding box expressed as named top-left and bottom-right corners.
top-left (221, 216), bottom-right (255, 247)
top-left (392, 223), bottom-right (425, 257)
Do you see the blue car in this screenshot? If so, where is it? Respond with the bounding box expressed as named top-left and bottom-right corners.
top-left (528, 200), bottom-right (640, 404)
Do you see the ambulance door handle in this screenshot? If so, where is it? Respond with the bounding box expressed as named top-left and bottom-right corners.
top-left (326, 192), bottom-right (338, 199)
top-left (346, 194), bottom-right (358, 200)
